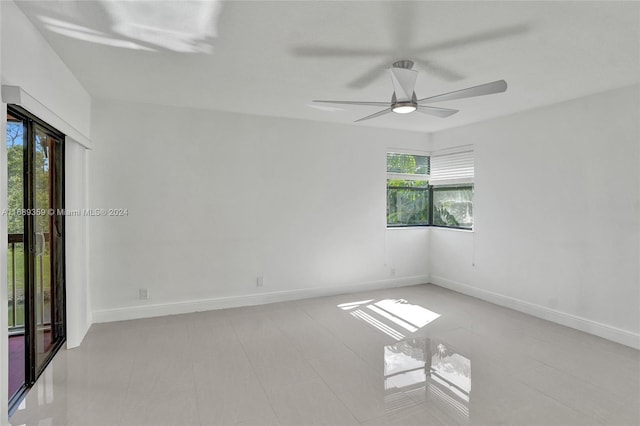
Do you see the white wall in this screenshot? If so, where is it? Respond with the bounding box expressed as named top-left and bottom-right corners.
top-left (65, 142), bottom-right (91, 347)
top-left (1, 0), bottom-right (92, 384)
top-left (0, 4), bottom-right (90, 422)
top-left (429, 86), bottom-right (640, 348)
top-left (89, 99), bottom-right (430, 321)
top-left (0, 1), bottom-right (8, 421)
top-left (0, 1), bottom-right (90, 139)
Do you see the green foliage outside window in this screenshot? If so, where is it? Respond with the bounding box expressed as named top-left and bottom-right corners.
top-left (387, 153), bottom-right (429, 174)
top-left (6, 120), bottom-right (52, 328)
top-left (7, 122), bottom-right (24, 235)
top-left (433, 187), bottom-right (473, 228)
top-left (386, 153), bottom-right (430, 226)
top-left (386, 153), bottom-right (473, 229)
top-left (387, 181), bottom-right (429, 226)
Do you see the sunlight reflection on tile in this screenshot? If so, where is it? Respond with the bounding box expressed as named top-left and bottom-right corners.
top-left (8, 285), bottom-right (638, 426)
top-left (385, 337), bottom-right (471, 424)
top-left (36, 366), bottom-right (55, 405)
top-left (351, 309), bottom-right (405, 340)
top-left (337, 299), bottom-right (375, 310)
top-left (375, 299), bottom-right (440, 328)
top-left (367, 304), bottom-right (418, 332)
top-left (10, 357), bottom-right (61, 426)
top-left (339, 298), bottom-right (440, 340)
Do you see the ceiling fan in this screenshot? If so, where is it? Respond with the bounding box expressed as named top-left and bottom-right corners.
top-left (313, 60), bottom-right (507, 123)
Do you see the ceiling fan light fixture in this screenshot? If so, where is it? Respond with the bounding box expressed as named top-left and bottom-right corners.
top-left (392, 103), bottom-right (417, 114)
top-left (313, 59), bottom-right (507, 122)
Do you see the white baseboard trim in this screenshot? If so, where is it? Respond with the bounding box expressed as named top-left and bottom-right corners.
top-left (430, 275), bottom-right (640, 350)
top-left (91, 275), bottom-right (430, 324)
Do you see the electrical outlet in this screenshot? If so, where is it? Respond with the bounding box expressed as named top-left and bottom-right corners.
top-left (139, 288), bottom-right (149, 300)
top-left (390, 268), bottom-right (396, 276)
top-left (257, 276), bottom-right (264, 287)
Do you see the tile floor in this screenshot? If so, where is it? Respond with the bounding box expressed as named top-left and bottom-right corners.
top-left (9, 284), bottom-right (640, 426)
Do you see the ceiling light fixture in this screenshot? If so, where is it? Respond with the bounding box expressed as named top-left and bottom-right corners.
top-left (391, 103), bottom-right (417, 114)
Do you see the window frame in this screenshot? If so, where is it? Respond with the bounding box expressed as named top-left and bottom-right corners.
top-left (429, 185), bottom-right (474, 231)
top-left (386, 151), bottom-right (474, 230)
top-left (386, 152), bottom-right (431, 228)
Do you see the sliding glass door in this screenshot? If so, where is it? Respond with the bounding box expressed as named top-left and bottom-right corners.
top-left (7, 111), bottom-right (26, 401)
top-left (7, 106), bottom-right (65, 411)
top-left (31, 125), bottom-right (65, 373)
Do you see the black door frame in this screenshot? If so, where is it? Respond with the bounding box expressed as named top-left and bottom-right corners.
top-left (7, 105), bottom-right (66, 415)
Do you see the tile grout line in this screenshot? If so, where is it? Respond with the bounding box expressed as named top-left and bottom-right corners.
top-left (512, 362), bottom-right (623, 425)
top-left (298, 299), bottom-right (391, 424)
top-left (228, 313), bottom-right (282, 425)
top-left (185, 319), bottom-right (205, 426)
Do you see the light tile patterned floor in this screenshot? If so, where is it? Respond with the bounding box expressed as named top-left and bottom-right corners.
top-left (9, 284), bottom-right (640, 425)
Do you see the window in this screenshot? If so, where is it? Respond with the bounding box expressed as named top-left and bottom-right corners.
top-left (387, 150), bottom-right (474, 229)
top-left (386, 153), bottom-right (430, 226)
top-left (433, 187), bottom-right (473, 228)
top-left (430, 150), bottom-right (474, 229)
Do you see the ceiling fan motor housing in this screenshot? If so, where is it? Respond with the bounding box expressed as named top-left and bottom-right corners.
top-left (391, 92), bottom-right (418, 114)
top-left (390, 64), bottom-right (419, 113)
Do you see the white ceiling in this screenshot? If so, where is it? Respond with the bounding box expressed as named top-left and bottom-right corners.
top-left (15, 1), bottom-right (640, 133)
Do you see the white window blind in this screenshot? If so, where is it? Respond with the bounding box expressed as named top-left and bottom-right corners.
top-left (430, 150), bottom-right (474, 186)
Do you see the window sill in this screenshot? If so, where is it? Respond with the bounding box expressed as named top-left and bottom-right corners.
top-left (430, 226), bottom-right (474, 233)
top-left (386, 225), bottom-right (474, 233)
top-left (386, 225), bottom-right (429, 230)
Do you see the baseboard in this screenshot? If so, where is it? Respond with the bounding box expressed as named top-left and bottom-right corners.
top-left (430, 275), bottom-right (640, 350)
top-left (91, 275), bottom-right (430, 324)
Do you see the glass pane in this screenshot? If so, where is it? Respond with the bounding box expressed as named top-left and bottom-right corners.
top-left (7, 243), bottom-right (25, 329)
top-left (387, 153), bottom-right (429, 175)
top-left (7, 113), bottom-right (25, 398)
top-left (8, 247), bottom-right (13, 328)
top-left (7, 117), bottom-right (24, 236)
top-left (51, 130), bottom-right (65, 342)
top-left (34, 128), bottom-right (54, 369)
top-left (433, 187), bottom-right (473, 228)
top-left (387, 180), bottom-right (429, 226)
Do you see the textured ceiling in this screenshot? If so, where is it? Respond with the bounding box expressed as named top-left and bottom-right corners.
top-left (15, 1), bottom-right (640, 132)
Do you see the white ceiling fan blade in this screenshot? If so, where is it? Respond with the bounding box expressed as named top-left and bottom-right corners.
top-left (419, 80), bottom-right (507, 104)
top-left (313, 100), bottom-right (389, 107)
top-left (416, 106), bottom-right (459, 118)
top-left (390, 67), bottom-right (418, 101)
top-left (354, 108), bottom-right (393, 122)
